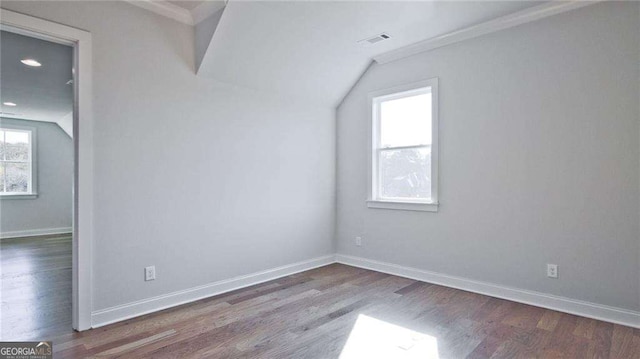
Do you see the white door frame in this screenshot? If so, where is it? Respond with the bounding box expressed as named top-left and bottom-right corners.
top-left (1, 9), bottom-right (94, 331)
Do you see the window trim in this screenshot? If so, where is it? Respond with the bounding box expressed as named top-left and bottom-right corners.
top-left (0, 124), bottom-right (38, 199)
top-left (367, 78), bottom-right (439, 212)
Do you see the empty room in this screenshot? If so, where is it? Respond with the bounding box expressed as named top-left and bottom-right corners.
top-left (0, 0), bottom-right (638, 358)
top-left (0, 29), bottom-right (75, 341)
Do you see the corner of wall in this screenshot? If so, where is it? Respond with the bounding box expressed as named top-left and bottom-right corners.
top-left (637, 0), bottom-right (640, 314)
top-left (194, 6), bottom-right (226, 73)
top-left (332, 106), bottom-right (339, 254)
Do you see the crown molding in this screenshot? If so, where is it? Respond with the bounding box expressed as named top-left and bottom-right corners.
top-left (374, 1), bottom-right (602, 65)
top-left (125, 0), bottom-right (194, 25)
top-left (124, 0), bottom-right (226, 25)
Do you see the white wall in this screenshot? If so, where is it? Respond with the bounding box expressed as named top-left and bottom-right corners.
top-left (3, 0), bottom-right (637, 323)
top-left (1, 1), bottom-right (335, 312)
top-left (0, 118), bottom-right (73, 235)
top-left (337, 2), bottom-right (640, 312)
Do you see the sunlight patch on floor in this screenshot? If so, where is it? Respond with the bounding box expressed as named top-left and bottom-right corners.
top-left (340, 314), bottom-right (439, 359)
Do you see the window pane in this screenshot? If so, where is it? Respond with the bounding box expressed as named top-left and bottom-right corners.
top-left (5, 162), bottom-right (29, 193)
top-left (5, 144), bottom-right (29, 161)
top-left (379, 147), bottom-right (431, 200)
top-left (5, 130), bottom-right (29, 145)
top-left (0, 163), bottom-right (4, 192)
top-left (0, 130), bottom-right (4, 160)
top-left (380, 92), bottom-right (431, 148)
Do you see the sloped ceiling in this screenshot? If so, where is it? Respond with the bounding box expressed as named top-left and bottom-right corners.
top-left (197, 1), bottom-right (543, 107)
top-left (0, 30), bottom-right (73, 137)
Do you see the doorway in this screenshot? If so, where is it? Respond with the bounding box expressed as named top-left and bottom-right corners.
top-left (0, 28), bottom-right (74, 340)
top-left (0, 9), bottom-right (93, 333)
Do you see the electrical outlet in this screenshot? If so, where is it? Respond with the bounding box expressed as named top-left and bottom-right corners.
top-left (145, 266), bottom-right (156, 281)
top-left (547, 264), bottom-right (558, 279)
top-left (355, 236), bottom-right (362, 246)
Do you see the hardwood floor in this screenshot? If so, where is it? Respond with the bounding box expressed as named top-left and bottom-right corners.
top-left (1, 233), bottom-right (72, 341)
top-left (12, 263), bottom-right (634, 358)
top-left (1, 241), bottom-right (638, 358)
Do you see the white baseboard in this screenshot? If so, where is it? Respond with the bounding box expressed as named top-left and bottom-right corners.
top-left (91, 254), bottom-right (336, 328)
top-left (90, 252), bottom-right (640, 330)
top-left (335, 254), bottom-right (640, 329)
top-left (0, 227), bottom-right (72, 239)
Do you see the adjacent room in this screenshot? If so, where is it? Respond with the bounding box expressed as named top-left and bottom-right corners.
top-left (0, 30), bottom-right (74, 340)
top-left (0, 0), bottom-right (638, 358)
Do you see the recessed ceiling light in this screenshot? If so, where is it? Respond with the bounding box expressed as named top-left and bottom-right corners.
top-left (21, 58), bottom-right (42, 67)
top-left (3, 102), bottom-right (17, 107)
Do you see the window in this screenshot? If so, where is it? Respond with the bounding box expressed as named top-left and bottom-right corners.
top-left (368, 78), bottom-right (438, 212)
top-left (0, 126), bottom-right (37, 198)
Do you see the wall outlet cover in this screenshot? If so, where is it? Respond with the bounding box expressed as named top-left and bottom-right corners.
top-left (145, 266), bottom-right (156, 281)
top-left (547, 264), bottom-right (558, 279)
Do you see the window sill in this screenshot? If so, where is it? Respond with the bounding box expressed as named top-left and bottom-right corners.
top-left (367, 200), bottom-right (438, 212)
top-left (0, 193), bottom-right (38, 200)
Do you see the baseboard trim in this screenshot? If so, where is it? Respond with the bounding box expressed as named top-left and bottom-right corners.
top-left (0, 227), bottom-right (72, 239)
top-left (335, 254), bottom-right (640, 329)
top-left (91, 254), bottom-right (336, 328)
top-left (90, 253), bottom-right (640, 329)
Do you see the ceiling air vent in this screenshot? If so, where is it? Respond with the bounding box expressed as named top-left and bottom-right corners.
top-left (357, 33), bottom-right (391, 47)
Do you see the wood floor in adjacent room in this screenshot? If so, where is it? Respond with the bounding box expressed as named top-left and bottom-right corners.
top-left (20, 263), bottom-right (633, 358)
top-left (1, 233), bottom-right (72, 340)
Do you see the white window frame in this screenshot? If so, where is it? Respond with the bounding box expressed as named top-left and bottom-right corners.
top-left (367, 78), bottom-right (439, 212)
top-left (0, 124), bottom-right (38, 199)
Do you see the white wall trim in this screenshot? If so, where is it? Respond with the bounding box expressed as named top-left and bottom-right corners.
top-left (336, 254), bottom-right (640, 329)
top-left (367, 78), bottom-right (439, 211)
top-left (91, 254), bottom-right (336, 328)
top-left (366, 200), bottom-right (439, 212)
top-left (124, 0), bottom-right (194, 25)
top-left (123, 0), bottom-right (227, 25)
top-left (1, 8), bottom-right (94, 332)
top-left (92, 252), bottom-right (640, 330)
top-left (0, 227), bottom-right (72, 239)
top-left (374, 1), bottom-right (601, 65)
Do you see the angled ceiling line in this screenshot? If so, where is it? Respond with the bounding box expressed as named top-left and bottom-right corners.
top-left (195, 4), bottom-right (227, 72)
top-left (123, 1), bottom-right (602, 110)
top-left (374, 0), bottom-right (601, 65)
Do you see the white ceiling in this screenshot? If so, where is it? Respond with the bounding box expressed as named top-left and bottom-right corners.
top-left (0, 1), bottom-right (552, 128)
top-left (197, 1), bottom-right (543, 107)
top-left (0, 30), bottom-right (73, 135)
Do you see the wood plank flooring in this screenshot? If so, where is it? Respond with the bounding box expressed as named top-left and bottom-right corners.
top-left (1, 233), bottom-right (72, 341)
top-left (2, 239), bottom-right (639, 358)
top-left (16, 263), bottom-right (638, 358)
